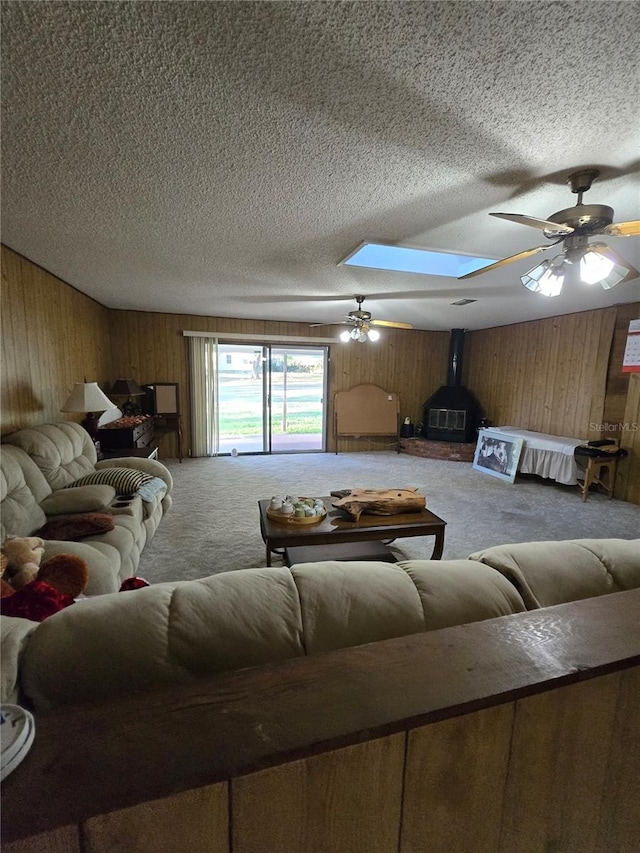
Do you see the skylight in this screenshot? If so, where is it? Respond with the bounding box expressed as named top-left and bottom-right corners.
top-left (339, 242), bottom-right (496, 278)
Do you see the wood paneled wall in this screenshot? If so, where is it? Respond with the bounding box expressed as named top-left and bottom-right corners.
top-left (603, 301), bottom-right (640, 425)
top-left (1, 246), bottom-right (112, 433)
top-left (109, 310), bottom-right (449, 455)
top-left (617, 374), bottom-right (640, 503)
top-left (463, 307), bottom-right (617, 439)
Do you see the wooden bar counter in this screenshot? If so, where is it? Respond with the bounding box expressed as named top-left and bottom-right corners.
top-left (3, 590), bottom-right (640, 852)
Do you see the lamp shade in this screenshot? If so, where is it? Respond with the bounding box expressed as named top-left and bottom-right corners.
top-left (61, 382), bottom-right (116, 414)
top-left (110, 378), bottom-right (144, 397)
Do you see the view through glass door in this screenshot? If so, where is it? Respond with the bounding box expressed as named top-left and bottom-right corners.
top-left (216, 344), bottom-right (327, 454)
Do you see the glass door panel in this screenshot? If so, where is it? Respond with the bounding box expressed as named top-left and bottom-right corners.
top-left (270, 347), bottom-right (327, 452)
top-left (216, 344), bottom-right (267, 454)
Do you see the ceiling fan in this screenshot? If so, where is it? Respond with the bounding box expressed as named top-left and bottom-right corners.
top-left (459, 169), bottom-right (640, 296)
top-left (312, 295), bottom-right (413, 342)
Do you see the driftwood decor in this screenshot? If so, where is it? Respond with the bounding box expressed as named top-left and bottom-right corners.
top-left (332, 488), bottom-right (426, 521)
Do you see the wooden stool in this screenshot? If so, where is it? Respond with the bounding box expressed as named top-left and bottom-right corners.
top-left (579, 454), bottom-right (618, 501)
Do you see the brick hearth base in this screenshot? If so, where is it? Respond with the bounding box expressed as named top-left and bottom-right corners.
top-left (399, 437), bottom-right (476, 462)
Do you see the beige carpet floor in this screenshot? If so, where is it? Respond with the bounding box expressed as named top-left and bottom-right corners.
top-left (136, 451), bottom-right (640, 584)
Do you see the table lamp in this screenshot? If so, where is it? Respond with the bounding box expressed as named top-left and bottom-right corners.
top-left (109, 378), bottom-right (145, 415)
top-left (61, 382), bottom-right (117, 439)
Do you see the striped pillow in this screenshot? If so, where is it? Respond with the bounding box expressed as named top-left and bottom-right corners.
top-left (68, 468), bottom-right (153, 496)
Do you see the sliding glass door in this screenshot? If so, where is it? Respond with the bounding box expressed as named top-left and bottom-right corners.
top-left (216, 344), bottom-right (327, 454)
top-left (270, 347), bottom-right (326, 452)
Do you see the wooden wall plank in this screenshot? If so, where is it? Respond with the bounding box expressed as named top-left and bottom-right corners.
top-left (596, 667), bottom-right (640, 852)
top-left (401, 703), bottom-right (514, 853)
top-left (499, 673), bottom-right (621, 853)
top-left (603, 301), bottom-right (640, 425)
top-left (616, 373), bottom-right (640, 503)
top-left (463, 308), bottom-right (617, 441)
top-left (1, 825), bottom-right (80, 853)
top-left (83, 784), bottom-right (228, 853)
top-left (1, 246), bottom-right (112, 433)
top-left (232, 735), bottom-right (405, 853)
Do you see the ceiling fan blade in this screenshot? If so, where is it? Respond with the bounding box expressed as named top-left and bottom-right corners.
top-left (457, 244), bottom-right (552, 280)
top-left (489, 212), bottom-right (574, 235)
top-left (370, 319), bottom-right (414, 329)
top-left (603, 220), bottom-right (640, 237)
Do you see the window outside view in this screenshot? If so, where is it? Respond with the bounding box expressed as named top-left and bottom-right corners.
top-left (217, 345), bottom-right (326, 453)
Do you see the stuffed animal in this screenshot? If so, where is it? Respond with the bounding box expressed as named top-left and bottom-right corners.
top-left (1, 536), bottom-right (45, 590)
top-left (1, 538), bottom-right (89, 622)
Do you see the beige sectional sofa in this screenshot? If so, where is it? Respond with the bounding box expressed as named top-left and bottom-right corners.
top-left (3, 537), bottom-right (638, 711)
top-left (1, 422), bottom-right (173, 594)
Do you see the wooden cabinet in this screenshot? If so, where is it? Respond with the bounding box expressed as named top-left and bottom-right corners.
top-left (97, 416), bottom-right (155, 451)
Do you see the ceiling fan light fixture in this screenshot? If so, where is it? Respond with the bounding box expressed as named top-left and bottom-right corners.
top-left (579, 250), bottom-right (615, 285)
top-left (367, 328), bottom-right (380, 342)
top-left (521, 258), bottom-right (564, 297)
top-left (579, 245), bottom-right (635, 289)
top-left (339, 329), bottom-right (351, 342)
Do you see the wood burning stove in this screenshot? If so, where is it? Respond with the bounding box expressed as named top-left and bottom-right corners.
top-left (423, 329), bottom-right (482, 443)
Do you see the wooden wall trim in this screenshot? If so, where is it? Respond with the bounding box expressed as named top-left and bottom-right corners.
top-left (2, 589), bottom-right (639, 843)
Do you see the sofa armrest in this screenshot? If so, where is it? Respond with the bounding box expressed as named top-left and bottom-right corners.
top-left (41, 540), bottom-right (122, 595)
top-left (468, 538), bottom-right (640, 609)
top-left (96, 458), bottom-right (173, 492)
top-left (1, 616), bottom-right (39, 704)
top-left (40, 485), bottom-right (116, 516)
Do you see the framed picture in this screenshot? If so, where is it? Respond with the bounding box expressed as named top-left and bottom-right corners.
top-left (473, 429), bottom-right (524, 483)
top-left (142, 383), bottom-right (180, 416)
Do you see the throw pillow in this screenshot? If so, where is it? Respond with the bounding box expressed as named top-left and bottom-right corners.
top-left (37, 512), bottom-right (115, 541)
top-left (40, 485), bottom-right (116, 516)
top-left (67, 468), bottom-right (153, 496)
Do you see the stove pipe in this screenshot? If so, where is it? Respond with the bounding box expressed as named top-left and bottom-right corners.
top-left (447, 328), bottom-right (465, 386)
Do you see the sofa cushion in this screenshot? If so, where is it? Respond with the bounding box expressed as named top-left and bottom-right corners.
top-left (3, 423), bottom-right (97, 490)
top-left (69, 467), bottom-right (153, 495)
top-left (468, 538), bottom-right (640, 609)
top-left (398, 559), bottom-right (526, 629)
top-left (20, 569), bottom-right (306, 709)
top-left (0, 445), bottom-right (49, 539)
top-left (169, 569), bottom-right (305, 674)
top-left (37, 512), bottom-right (115, 541)
top-left (40, 484), bottom-right (116, 516)
top-left (291, 561), bottom-right (425, 654)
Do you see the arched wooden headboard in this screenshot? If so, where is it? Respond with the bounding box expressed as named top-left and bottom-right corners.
top-left (334, 384), bottom-right (400, 452)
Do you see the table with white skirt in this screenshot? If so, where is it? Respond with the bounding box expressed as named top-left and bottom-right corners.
top-left (492, 427), bottom-right (585, 486)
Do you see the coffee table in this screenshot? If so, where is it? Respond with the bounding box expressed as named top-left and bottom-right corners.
top-left (258, 496), bottom-right (446, 566)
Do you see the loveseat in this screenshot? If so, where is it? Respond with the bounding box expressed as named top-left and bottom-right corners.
top-left (3, 537), bottom-right (638, 711)
top-left (1, 422), bottom-right (173, 595)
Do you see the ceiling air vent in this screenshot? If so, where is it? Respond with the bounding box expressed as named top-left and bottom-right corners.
top-left (451, 298), bottom-right (477, 306)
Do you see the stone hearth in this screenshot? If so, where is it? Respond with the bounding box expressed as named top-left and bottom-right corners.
top-left (399, 437), bottom-right (475, 462)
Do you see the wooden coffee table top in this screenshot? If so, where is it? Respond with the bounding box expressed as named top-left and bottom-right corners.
top-left (258, 496), bottom-right (446, 564)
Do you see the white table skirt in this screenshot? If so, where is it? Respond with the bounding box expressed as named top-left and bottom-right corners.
top-left (492, 427), bottom-right (585, 486)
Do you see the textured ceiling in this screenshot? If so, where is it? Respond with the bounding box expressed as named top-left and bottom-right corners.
top-left (2, 0), bottom-right (639, 332)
